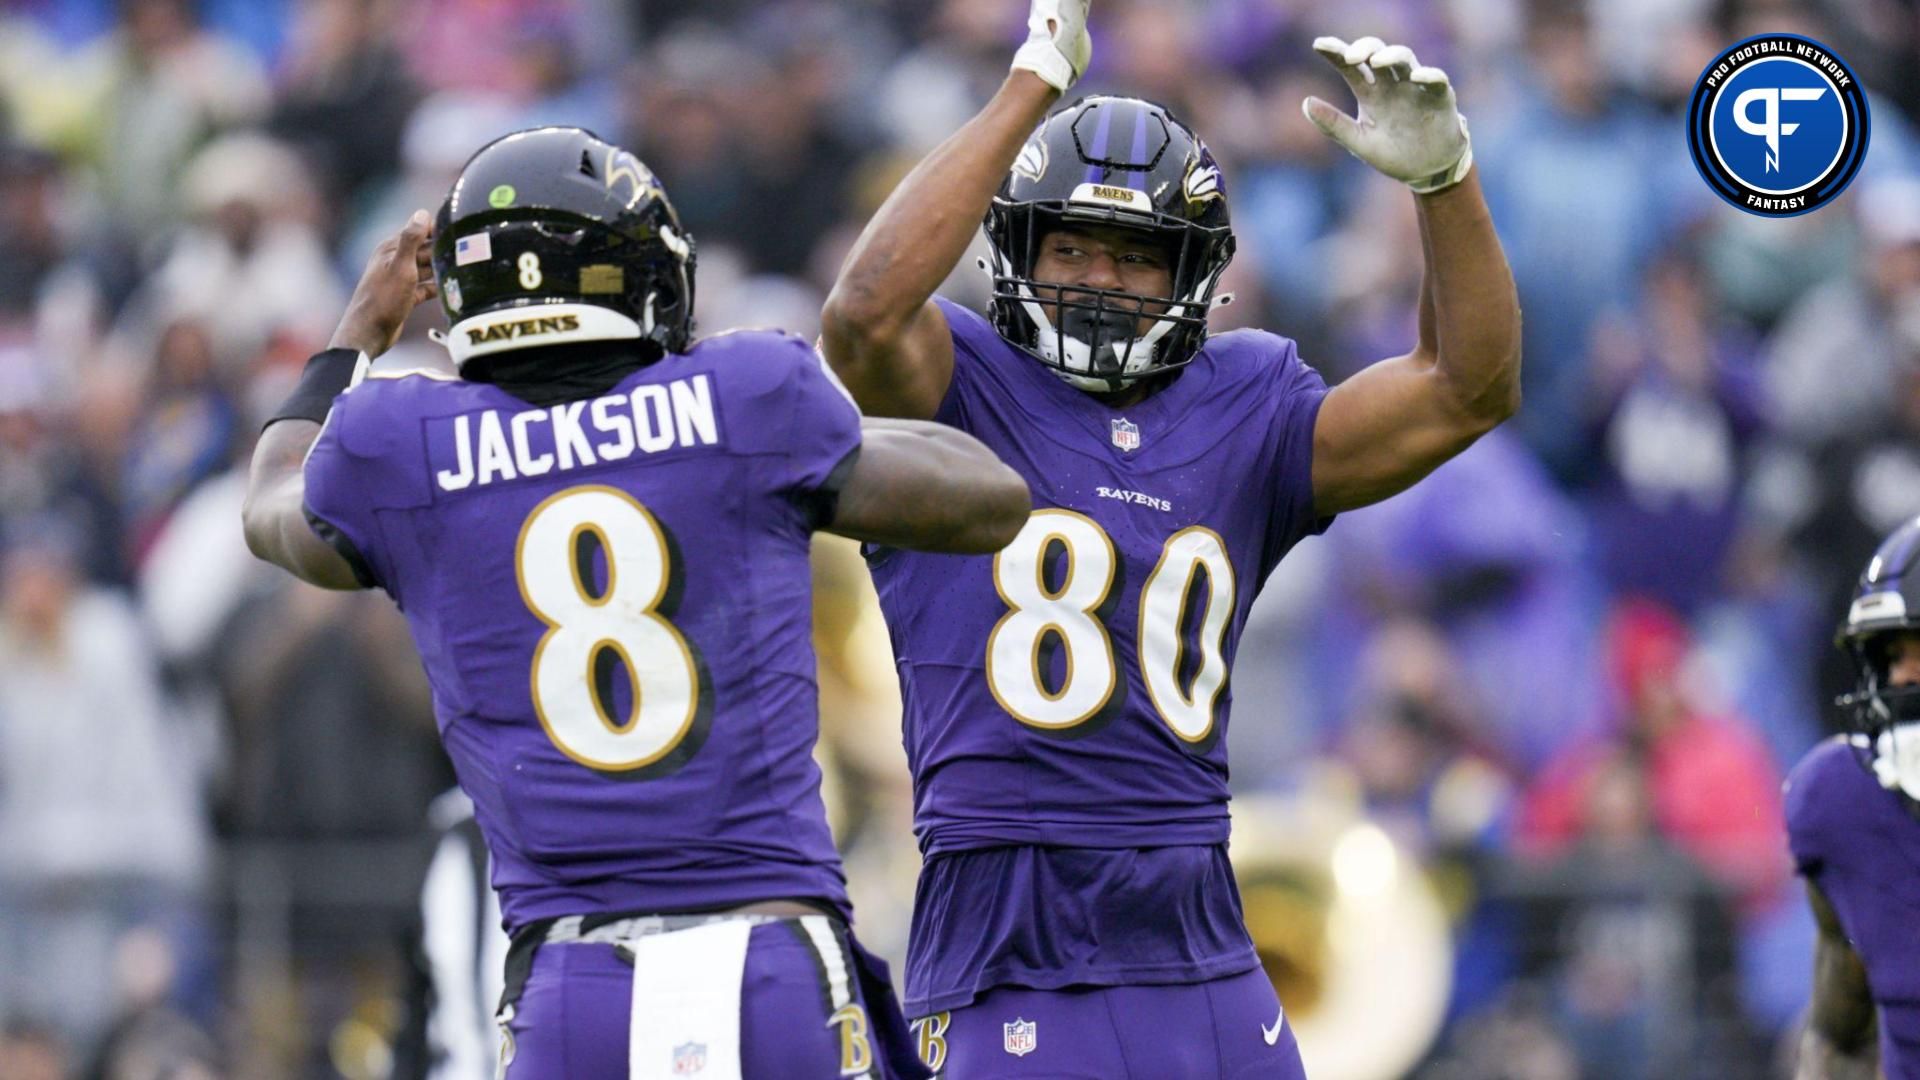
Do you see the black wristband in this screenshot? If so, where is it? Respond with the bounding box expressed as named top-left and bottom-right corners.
top-left (265, 348), bottom-right (363, 429)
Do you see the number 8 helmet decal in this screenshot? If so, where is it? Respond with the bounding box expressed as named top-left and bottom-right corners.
top-left (431, 126), bottom-right (697, 370)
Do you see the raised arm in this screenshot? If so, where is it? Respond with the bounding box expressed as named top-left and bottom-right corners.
top-left (241, 210), bottom-right (437, 587)
top-left (1299, 37), bottom-right (1522, 515)
top-left (818, 1), bottom-right (1090, 420)
top-left (824, 418), bottom-right (1031, 553)
top-left (1796, 882), bottom-right (1879, 1080)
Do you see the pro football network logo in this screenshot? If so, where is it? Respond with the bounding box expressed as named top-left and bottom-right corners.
top-left (1687, 33), bottom-right (1869, 217)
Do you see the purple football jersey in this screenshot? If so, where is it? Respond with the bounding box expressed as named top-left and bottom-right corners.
top-left (304, 332), bottom-right (861, 934)
top-left (1786, 736), bottom-right (1920, 1077)
top-left (869, 297), bottom-right (1330, 1012)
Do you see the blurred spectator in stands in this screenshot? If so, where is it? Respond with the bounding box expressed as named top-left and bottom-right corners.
top-left (1228, 61), bottom-right (1356, 365)
top-left (119, 318), bottom-right (238, 563)
top-left (401, 0), bottom-right (628, 100)
top-left (872, 0), bottom-right (1019, 155)
top-left (1517, 599), bottom-right (1787, 910)
top-left (87, 1004), bottom-right (223, 1080)
top-left (503, 8), bottom-right (620, 136)
top-left (1766, 178), bottom-right (1920, 449)
top-left (27, 368), bottom-right (141, 586)
top-left (1518, 747), bottom-right (1754, 1080)
top-left (1338, 619), bottom-right (1520, 1025)
top-left (0, 1018), bottom-right (67, 1080)
top-left (1474, 0), bottom-right (1672, 484)
top-left (214, 583), bottom-right (444, 842)
top-left (1317, 429), bottom-right (1598, 769)
top-left (0, 515), bottom-right (211, 1058)
top-left (211, 582), bottom-right (448, 1074)
top-left (1320, 172), bottom-right (1421, 380)
top-left (727, 7), bottom-right (871, 276)
top-left (629, 26), bottom-right (757, 267)
top-left (113, 133), bottom-right (341, 377)
top-left (1416, 986), bottom-right (1580, 1080)
top-left (1582, 243), bottom-right (1767, 617)
top-left (1787, 353), bottom-right (1920, 706)
top-left (1099, 0), bottom-right (1211, 118)
top-left (1340, 619), bottom-right (1514, 857)
top-left (61, 0), bottom-right (269, 238)
top-left (0, 141), bottom-right (128, 397)
top-left (269, 0), bottom-right (417, 211)
top-left (340, 89), bottom-right (518, 277)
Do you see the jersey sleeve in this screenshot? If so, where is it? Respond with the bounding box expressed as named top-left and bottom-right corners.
top-left (777, 339), bottom-right (864, 528)
top-left (302, 381), bottom-right (425, 595)
top-left (1256, 336), bottom-right (1334, 553)
top-left (930, 295), bottom-right (999, 428)
top-left (1784, 737), bottom-right (1855, 878)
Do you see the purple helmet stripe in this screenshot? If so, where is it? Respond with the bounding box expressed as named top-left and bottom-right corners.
top-left (1128, 101), bottom-right (1150, 190)
top-left (1084, 101), bottom-right (1115, 183)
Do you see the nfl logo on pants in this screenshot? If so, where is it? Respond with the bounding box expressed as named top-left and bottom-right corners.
top-left (1003, 1017), bottom-right (1037, 1057)
top-left (672, 1041), bottom-right (707, 1075)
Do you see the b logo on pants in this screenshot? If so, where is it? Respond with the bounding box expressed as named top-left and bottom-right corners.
top-left (911, 1012), bottom-right (950, 1072)
top-left (828, 1003), bottom-right (873, 1076)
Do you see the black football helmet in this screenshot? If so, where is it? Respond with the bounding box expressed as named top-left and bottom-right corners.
top-left (431, 126), bottom-right (695, 370)
top-left (1835, 515), bottom-right (1920, 811)
top-left (984, 96), bottom-right (1235, 392)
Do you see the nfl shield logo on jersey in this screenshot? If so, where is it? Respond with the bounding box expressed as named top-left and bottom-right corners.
top-left (1003, 1017), bottom-right (1037, 1057)
top-left (672, 1041), bottom-right (707, 1075)
top-left (1111, 418), bottom-right (1140, 451)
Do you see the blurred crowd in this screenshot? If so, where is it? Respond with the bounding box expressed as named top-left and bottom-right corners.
top-left (1, 0), bottom-right (1918, 1077)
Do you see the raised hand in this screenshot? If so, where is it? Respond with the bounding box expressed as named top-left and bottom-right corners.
top-left (1012, 0), bottom-right (1092, 94)
top-left (1303, 36), bottom-right (1473, 195)
top-left (330, 209), bottom-right (438, 358)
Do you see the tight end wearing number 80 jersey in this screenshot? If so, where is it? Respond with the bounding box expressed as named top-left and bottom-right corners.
top-left (868, 298), bottom-right (1333, 1017)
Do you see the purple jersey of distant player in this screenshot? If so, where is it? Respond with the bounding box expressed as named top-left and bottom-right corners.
top-left (304, 332), bottom-right (861, 935)
top-left (868, 297), bottom-right (1330, 1013)
top-left (1786, 736), bottom-right (1920, 1077)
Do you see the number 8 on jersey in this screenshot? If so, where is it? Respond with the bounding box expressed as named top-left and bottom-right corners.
top-left (515, 485), bottom-right (706, 773)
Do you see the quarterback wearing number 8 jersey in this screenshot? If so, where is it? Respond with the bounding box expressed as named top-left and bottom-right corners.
top-left (242, 127), bottom-right (1029, 1079)
top-left (821, 2), bottom-right (1520, 1076)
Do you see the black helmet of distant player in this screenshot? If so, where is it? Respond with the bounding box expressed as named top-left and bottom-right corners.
top-left (1836, 515), bottom-right (1920, 812)
top-left (431, 126), bottom-right (695, 370)
top-left (984, 96), bottom-right (1236, 392)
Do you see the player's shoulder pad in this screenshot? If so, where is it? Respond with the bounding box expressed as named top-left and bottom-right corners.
top-left (689, 327), bottom-right (857, 404)
top-left (1204, 327), bottom-right (1300, 365)
top-left (1784, 735), bottom-right (1871, 840)
top-left (932, 295), bottom-right (989, 332)
top-left (1201, 328), bottom-right (1311, 388)
top-left (930, 295), bottom-right (1003, 356)
top-left (685, 327), bottom-right (814, 364)
top-left (325, 366), bottom-right (471, 461)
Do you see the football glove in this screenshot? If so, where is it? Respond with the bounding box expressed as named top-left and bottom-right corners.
top-left (1012, 0), bottom-right (1092, 94)
top-left (1303, 36), bottom-right (1473, 194)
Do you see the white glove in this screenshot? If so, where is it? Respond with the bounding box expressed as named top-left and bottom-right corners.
top-left (1303, 36), bottom-right (1472, 194)
top-left (1012, 0), bottom-right (1092, 93)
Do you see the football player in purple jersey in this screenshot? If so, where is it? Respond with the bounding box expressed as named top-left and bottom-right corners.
top-left (241, 127), bottom-right (1032, 1079)
top-left (1787, 517), bottom-right (1920, 1080)
top-left (818, 2), bottom-right (1520, 1075)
